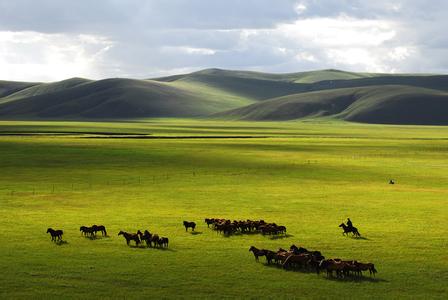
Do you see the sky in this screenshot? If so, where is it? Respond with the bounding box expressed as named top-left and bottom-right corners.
top-left (0, 0), bottom-right (447, 81)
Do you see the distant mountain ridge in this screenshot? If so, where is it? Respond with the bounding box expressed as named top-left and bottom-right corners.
top-left (0, 69), bottom-right (447, 125)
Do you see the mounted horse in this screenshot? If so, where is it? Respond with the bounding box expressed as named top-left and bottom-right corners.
top-left (339, 223), bottom-right (361, 237)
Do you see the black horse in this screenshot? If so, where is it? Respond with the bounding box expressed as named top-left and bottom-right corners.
top-left (339, 223), bottom-right (361, 237)
top-left (92, 225), bottom-right (107, 236)
top-left (183, 221), bottom-right (196, 232)
top-left (80, 226), bottom-right (95, 237)
top-left (47, 228), bottom-right (63, 242)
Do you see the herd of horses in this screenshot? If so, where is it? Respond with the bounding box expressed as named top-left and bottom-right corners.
top-left (204, 218), bottom-right (287, 236)
top-left (46, 218), bottom-right (376, 280)
top-left (80, 225), bottom-right (107, 237)
top-left (249, 244), bottom-right (377, 279)
top-left (119, 230), bottom-right (169, 248)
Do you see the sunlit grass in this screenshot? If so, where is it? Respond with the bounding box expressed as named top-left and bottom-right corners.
top-left (0, 119), bottom-right (447, 299)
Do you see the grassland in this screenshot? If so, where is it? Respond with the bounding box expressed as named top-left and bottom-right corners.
top-left (0, 119), bottom-right (447, 299)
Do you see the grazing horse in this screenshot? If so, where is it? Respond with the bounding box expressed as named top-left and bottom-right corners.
top-left (183, 221), bottom-right (196, 232)
top-left (118, 231), bottom-right (140, 246)
top-left (249, 246), bottom-right (266, 261)
top-left (92, 225), bottom-right (107, 236)
top-left (80, 226), bottom-right (92, 236)
top-left (339, 223), bottom-right (361, 237)
top-left (47, 228), bottom-right (63, 242)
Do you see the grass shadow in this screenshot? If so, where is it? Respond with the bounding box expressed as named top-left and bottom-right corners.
top-left (269, 234), bottom-right (294, 240)
top-left (128, 245), bottom-right (177, 252)
top-left (54, 240), bottom-right (68, 246)
top-left (325, 275), bottom-right (387, 283)
top-left (259, 262), bottom-right (386, 283)
top-left (190, 231), bottom-right (203, 235)
top-left (350, 236), bottom-right (369, 241)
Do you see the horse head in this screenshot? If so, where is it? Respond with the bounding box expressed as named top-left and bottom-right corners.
top-left (339, 223), bottom-right (345, 228)
top-left (46, 228), bottom-right (52, 233)
top-left (118, 231), bottom-right (124, 236)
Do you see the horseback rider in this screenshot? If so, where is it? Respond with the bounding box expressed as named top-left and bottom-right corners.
top-left (347, 218), bottom-right (353, 229)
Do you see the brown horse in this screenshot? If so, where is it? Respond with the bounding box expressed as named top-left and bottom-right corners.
top-left (47, 228), bottom-right (63, 242)
top-left (118, 231), bottom-right (140, 246)
top-left (282, 254), bottom-right (311, 269)
top-left (355, 262), bottom-right (378, 276)
top-left (319, 259), bottom-right (346, 278)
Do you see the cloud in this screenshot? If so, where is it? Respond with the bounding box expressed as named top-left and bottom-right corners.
top-left (0, 0), bottom-right (447, 81)
top-left (0, 31), bottom-right (114, 81)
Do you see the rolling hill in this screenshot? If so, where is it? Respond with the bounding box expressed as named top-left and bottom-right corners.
top-left (215, 85), bottom-right (448, 125)
top-left (0, 78), bottom-right (254, 119)
top-left (0, 68), bottom-right (447, 124)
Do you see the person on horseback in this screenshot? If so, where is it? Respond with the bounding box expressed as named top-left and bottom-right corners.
top-left (347, 218), bottom-right (353, 229)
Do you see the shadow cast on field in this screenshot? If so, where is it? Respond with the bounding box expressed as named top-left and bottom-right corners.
top-left (325, 276), bottom-right (387, 283)
top-left (84, 235), bottom-right (110, 240)
top-left (190, 231), bottom-right (203, 235)
top-left (128, 245), bottom-right (177, 252)
top-left (54, 240), bottom-right (69, 246)
top-left (262, 262), bottom-right (386, 283)
top-left (269, 234), bottom-right (294, 240)
top-left (350, 236), bottom-right (369, 241)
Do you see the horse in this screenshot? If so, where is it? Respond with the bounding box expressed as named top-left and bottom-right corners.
top-left (264, 250), bottom-right (276, 264)
top-left (151, 234), bottom-right (160, 247)
top-left (118, 231), bottom-right (140, 246)
top-left (290, 245), bottom-right (309, 255)
top-left (47, 228), bottom-right (63, 242)
top-left (282, 254), bottom-right (311, 269)
top-left (92, 225), bottom-right (107, 236)
top-left (183, 221), bottom-right (196, 232)
top-left (204, 218), bottom-right (215, 227)
top-left (319, 259), bottom-right (346, 278)
top-left (249, 246), bottom-right (266, 261)
top-left (160, 237), bottom-right (169, 248)
top-left (339, 223), bottom-right (361, 237)
top-left (355, 262), bottom-right (378, 276)
top-left (80, 226), bottom-right (92, 236)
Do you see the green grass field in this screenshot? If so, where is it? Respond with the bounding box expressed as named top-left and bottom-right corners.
top-left (0, 119), bottom-right (447, 299)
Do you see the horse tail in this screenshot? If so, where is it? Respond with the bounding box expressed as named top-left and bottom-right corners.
top-left (282, 254), bottom-right (292, 268)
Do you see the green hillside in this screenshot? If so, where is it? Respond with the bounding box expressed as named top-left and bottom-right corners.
top-left (215, 85), bottom-right (448, 125)
top-left (0, 69), bottom-right (447, 124)
top-left (0, 78), bottom-right (252, 119)
top-left (0, 80), bottom-right (39, 98)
